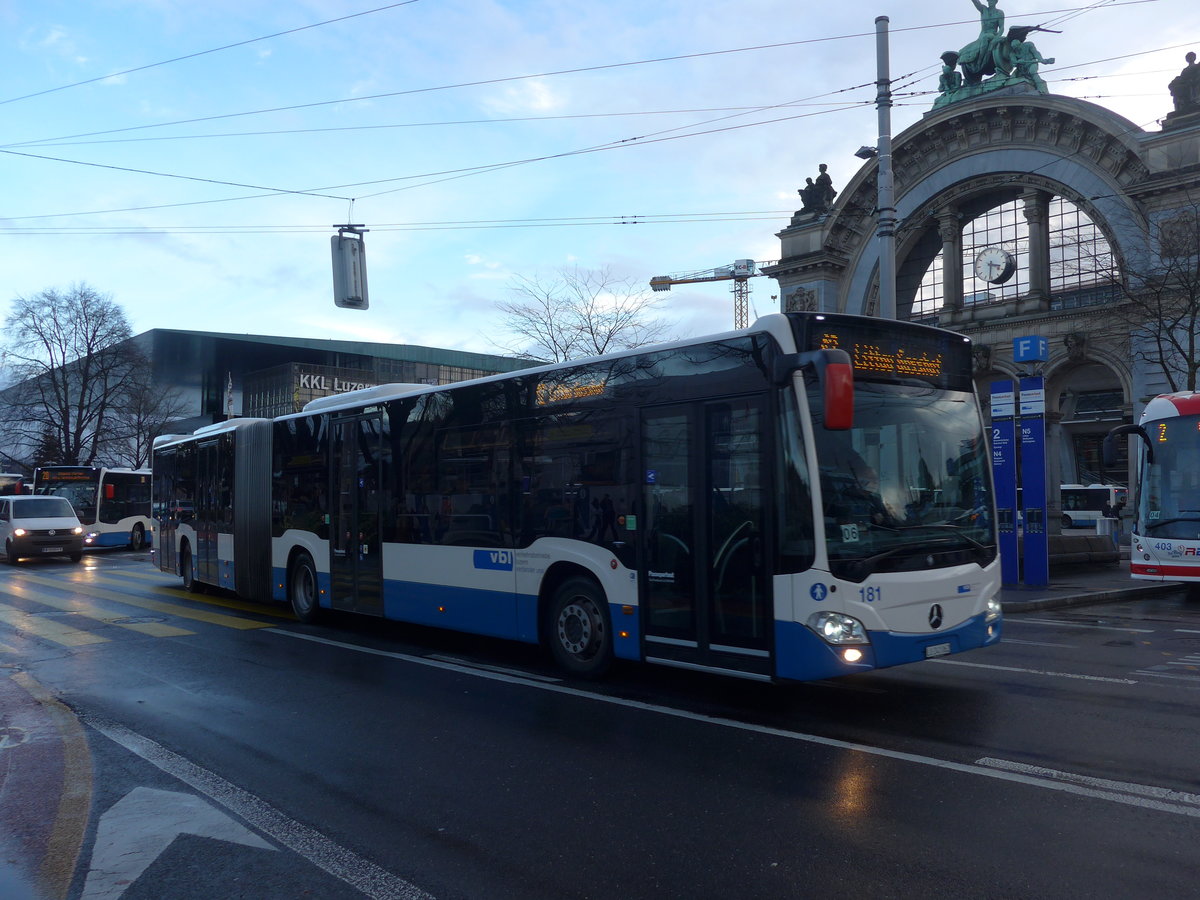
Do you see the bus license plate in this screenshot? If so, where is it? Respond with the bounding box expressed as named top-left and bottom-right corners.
top-left (925, 642), bottom-right (951, 659)
top-left (42, 546), bottom-right (63, 553)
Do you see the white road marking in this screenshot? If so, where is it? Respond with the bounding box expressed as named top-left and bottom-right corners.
top-left (81, 787), bottom-right (274, 900)
top-left (272, 631), bottom-right (1197, 818)
top-left (80, 713), bottom-right (433, 900)
top-left (1000, 638), bottom-right (1077, 648)
top-left (976, 758), bottom-right (1200, 808)
top-left (926, 657), bottom-right (1138, 683)
top-left (1009, 618), bottom-right (1155, 633)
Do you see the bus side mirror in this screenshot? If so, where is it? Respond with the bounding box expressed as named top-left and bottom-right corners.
top-left (1103, 423), bottom-right (1151, 466)
top-left (775, 349), bottom-right (854, 430)
top-left (823, 361), bottom-right (853, 430)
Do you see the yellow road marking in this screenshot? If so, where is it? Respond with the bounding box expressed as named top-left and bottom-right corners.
top-left (94, 570), bottom-right (295, 621)
top-left (1, 583), bottom-right (193, 637)
top-left (9, 572), bottom-right (274, 630)
top-left (11, 671), bottom-right (93, 900)
top-left (0, 604), bottom-right (109, 646)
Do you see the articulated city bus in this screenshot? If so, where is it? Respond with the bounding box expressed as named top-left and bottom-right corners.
top-left (33, 466), bottom-right (153, 550)
top-left (152, 312), bottom-right (1001, 682)
top-left (1107, 391), bottom-right (1200, 591)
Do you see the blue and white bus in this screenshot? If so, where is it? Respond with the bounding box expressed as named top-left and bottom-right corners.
top-left (33, 466), bottom-right (153, 550)
top-left (152, 312), bottom-right (1001, 682)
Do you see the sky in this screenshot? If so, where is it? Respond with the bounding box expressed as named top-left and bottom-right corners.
top-left (1, 0), bottom-right (1197, 359)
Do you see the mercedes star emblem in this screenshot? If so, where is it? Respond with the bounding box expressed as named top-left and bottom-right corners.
top-left (929, 604), bottom-right (944, 629)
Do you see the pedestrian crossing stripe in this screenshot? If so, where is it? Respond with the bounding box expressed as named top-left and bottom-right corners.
top-left (1, 582), bottom-right (193, 637)
top-left (0, 603), bottom-right (110, 646)
top-left (90, 570), bottom-right (295, 621)
top-left (6, 572), bottom-right (275, 631)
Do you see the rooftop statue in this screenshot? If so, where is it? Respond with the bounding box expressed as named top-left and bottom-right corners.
top-left (1168, 51), bottom-right (1200, 117)
top-left (793, 164), bottom-right (838, 222)
top-left (933, 1), bottom-right (1060, 110)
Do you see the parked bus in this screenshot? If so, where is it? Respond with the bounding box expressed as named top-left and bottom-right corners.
top-left (152, 312), bottom-right (1001, 682)
top-left (0, 473), bottom-right (26, 495)
top-left (1060, 484), bottom-right (1127, 529)
top-left (33, 466), bottom-right (153, 550)
top-left (1106, 392), bottom-right (1200, 587)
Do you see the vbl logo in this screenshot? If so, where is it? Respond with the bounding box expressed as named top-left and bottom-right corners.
top-left (474, 549), bottom-right (514, 571)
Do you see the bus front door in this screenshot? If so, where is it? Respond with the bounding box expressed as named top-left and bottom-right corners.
top-left (330, 414), bottom-right (385, 616)
top-left (640, 397), bottom-right (772, 679)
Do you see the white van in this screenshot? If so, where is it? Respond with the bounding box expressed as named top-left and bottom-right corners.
top-left (0, 494), bottom-right (85, 564)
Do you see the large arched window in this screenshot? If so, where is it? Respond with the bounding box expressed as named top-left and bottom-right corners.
top-left (910, 196), bottom-right (1119, 317)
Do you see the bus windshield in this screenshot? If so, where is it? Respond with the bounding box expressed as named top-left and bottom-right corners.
top-left (1139, 414), bottom-right (1200, 540)
top-left (813, 381), bottom-right (994, 581)
top-left (34, 471), bottom-right (100, 523)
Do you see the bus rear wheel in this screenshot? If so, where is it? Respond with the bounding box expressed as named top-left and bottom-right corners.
top-left (180, 544), bottom-right (203, 593)
top-left (130, 523), bottom-right (146, 551)
top-left (547, 576), bottom-right (612, 678)
top-left (289, 553), bottom-right (321, 623)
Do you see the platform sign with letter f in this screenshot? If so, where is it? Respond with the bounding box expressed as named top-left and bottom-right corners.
top-left (1013, 336), bottom-right (1048, 363)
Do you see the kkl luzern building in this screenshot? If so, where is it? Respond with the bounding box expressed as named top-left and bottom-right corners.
top-left (765, 21), bottom-right (1200, 532)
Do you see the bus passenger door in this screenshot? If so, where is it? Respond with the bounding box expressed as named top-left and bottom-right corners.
top-left (331, 414), bottom-right (385, 616)
top-left (640, 397), bottom-right (771, 679)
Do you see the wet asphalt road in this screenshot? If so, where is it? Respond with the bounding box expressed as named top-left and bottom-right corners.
top-left (2, 551), bottom-right (1198, 899)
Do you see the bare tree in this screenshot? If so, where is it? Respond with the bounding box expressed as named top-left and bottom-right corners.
top-left (99, 356), bottom-right (192, 468)
top-left (494, 265), bottom-right (672, 362)
top-left (0, 284), bottom-right (142, 467)
top-left (1125, 204), bottom-right (1200, 392)
top-left (1055, 200), bottom-right (1200, 392)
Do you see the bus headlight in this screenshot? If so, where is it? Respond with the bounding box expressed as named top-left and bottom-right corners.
top-left (985, 595), bottom-right (1002, 623)
top-left (808, 611), bottom-right (868, 645)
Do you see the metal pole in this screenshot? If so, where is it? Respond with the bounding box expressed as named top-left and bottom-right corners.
top-left (875, 16), bottom-right (897, 319)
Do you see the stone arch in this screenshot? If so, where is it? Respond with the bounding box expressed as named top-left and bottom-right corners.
top-left (825, 97), bottom-right (1154, 315)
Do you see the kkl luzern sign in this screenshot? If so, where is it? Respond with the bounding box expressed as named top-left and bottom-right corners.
top-left (298, 373), bottom-right (375, 393)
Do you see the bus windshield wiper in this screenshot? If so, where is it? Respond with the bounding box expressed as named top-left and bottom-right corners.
top-left (1145, 516), bottom-right (1200, 530)
top-left (871, 522), bottom-right (988, 552)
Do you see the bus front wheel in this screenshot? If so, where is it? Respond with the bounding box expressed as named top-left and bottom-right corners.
top-left (547, 576), bottom-right (612, 678)
top-left (130, 523), bottom-right (146, 551)
top-left (289, 553), bottom-right (321, 623)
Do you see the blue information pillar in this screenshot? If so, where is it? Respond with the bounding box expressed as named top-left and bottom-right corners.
top-left (1019, 376), bottom-right (1050, 587)
top-left (990, 381), bottom-right (1019, 584)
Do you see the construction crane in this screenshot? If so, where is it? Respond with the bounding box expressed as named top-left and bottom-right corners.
top-left (649, 259), bottom-right (777, 329)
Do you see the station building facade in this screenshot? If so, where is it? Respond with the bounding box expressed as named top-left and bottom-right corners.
top-left (765, 57), bottom-right (1200, 527)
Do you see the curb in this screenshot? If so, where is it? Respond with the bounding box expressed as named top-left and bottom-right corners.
top-left (1000, 582), bottom-right (1185, 613)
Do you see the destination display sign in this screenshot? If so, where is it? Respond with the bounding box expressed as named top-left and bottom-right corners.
top-left (790, 312), bottom-right (973, 392)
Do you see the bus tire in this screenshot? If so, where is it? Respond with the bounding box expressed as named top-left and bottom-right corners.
top-left (130, 523), bottom-right (146, 551)
top-left (180, 544), bottom-right (203, 594)
top-left (1061, 514), bottom-right (1073, 528)
top-left (289, 553), bottom-right (321, 623)
top-left (547, 576), bottom-right (612, 678)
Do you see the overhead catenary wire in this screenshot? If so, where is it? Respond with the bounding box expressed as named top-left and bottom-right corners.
top-left (0, 1), bottom-right (1175, 232)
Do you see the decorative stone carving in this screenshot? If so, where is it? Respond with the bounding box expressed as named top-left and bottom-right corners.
top-left (1063, 332), bottom-right (1088, 360)
top-left (972, 343), bottom-right (993, 373)
top-left (784, 288), bottom-right (817, 313)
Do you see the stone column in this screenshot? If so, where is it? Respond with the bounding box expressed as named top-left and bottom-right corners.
top-left (1020, 189), bottom-right (1052, 313)
top-left (936, 207), bottom-right (964, 319)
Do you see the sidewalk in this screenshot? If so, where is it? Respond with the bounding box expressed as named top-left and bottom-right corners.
top-left (998, 546), bottom-right (1185, 612)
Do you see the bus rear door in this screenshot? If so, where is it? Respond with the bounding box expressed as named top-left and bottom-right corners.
top-left (640, 397), bottom-right (772, 679)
